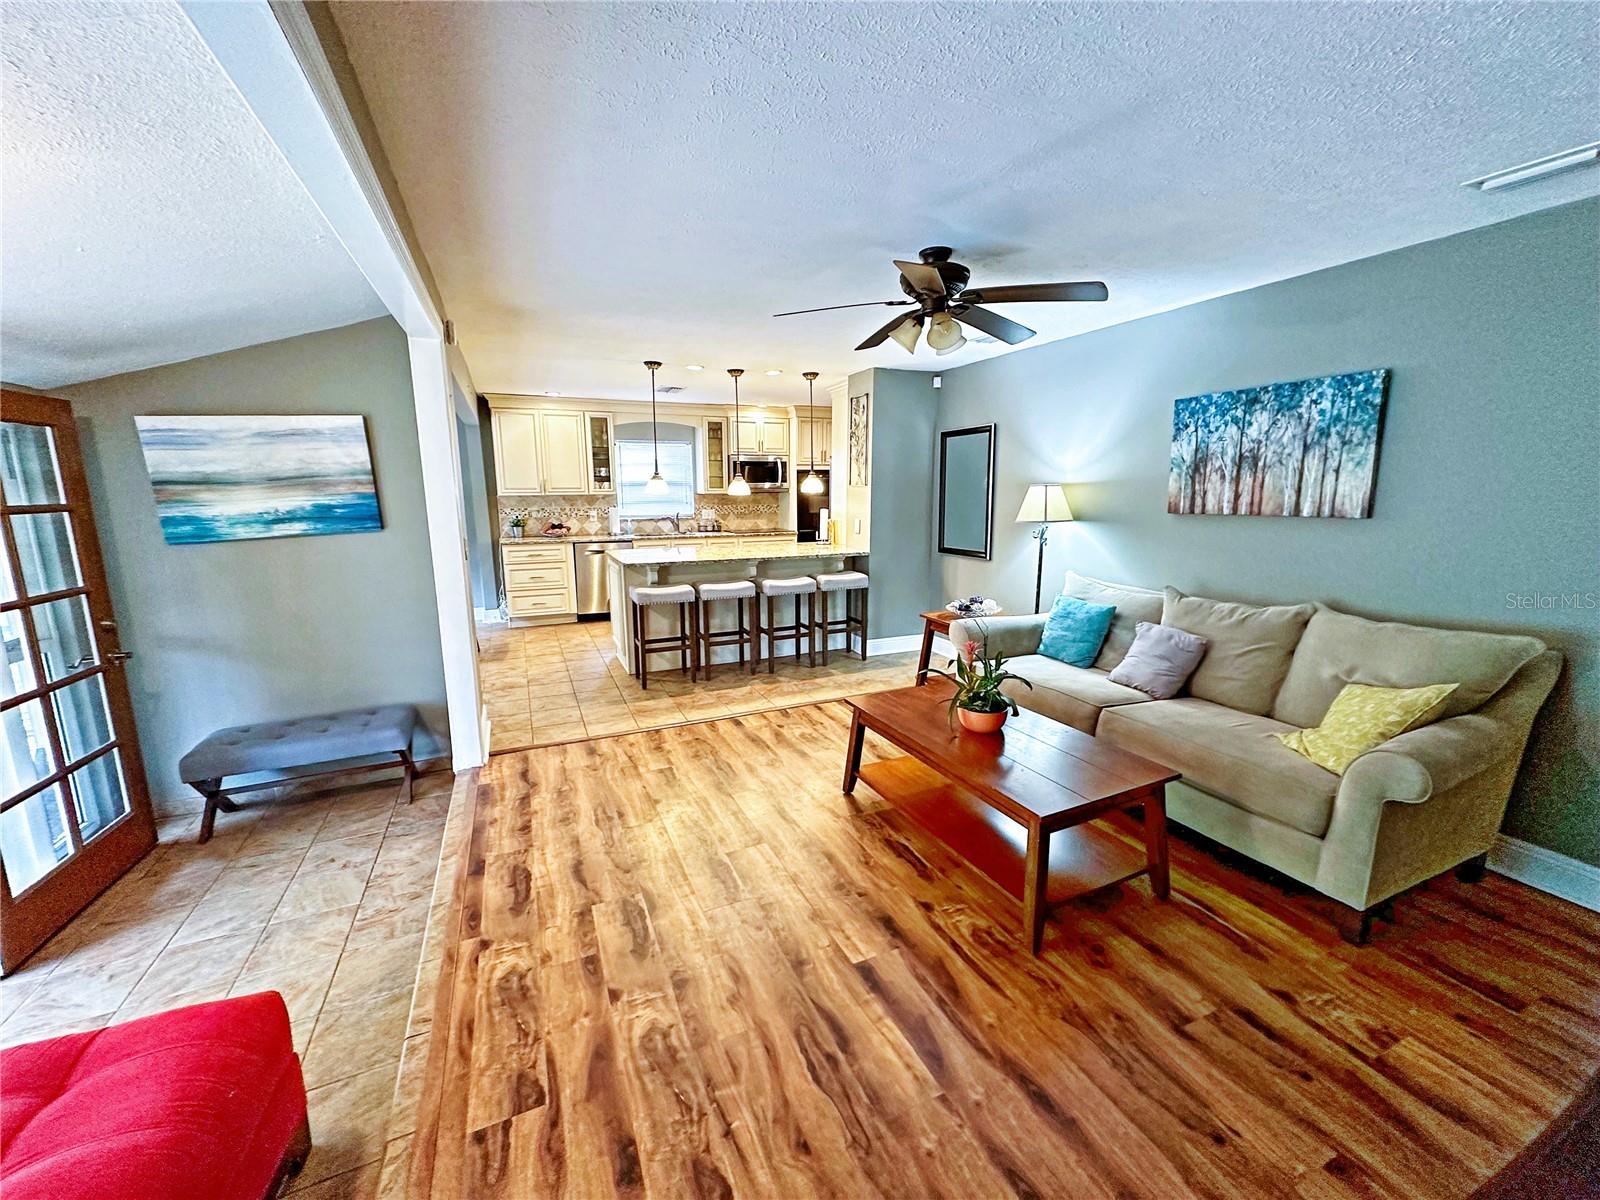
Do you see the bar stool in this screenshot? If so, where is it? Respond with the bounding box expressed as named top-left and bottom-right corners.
top-left (627, 583), bottom-right (698, 690)
top-left (695, 579), bottom-right (758, 676)
top-left (757, 576), bottom-right (817, 673)
top-left (812, 571), bottom-right (870, 662)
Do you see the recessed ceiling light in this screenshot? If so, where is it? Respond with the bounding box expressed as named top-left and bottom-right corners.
top-left (1463, 142), bottom-right (1600, 192)
top-left (543, 390), bottom-right (562, 396)
top-left (765, 369), bottom-right (782, 376)
top-left (685, 364), bottom-right (704, 371)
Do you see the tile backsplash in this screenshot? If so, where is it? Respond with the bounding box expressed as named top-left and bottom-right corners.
top-left (498, 493), bottom-right (784, 538)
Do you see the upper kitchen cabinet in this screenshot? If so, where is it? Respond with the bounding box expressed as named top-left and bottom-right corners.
top-left (734, 411), bottom-right (788, 456)
top-left (537, 411), bottom-right (589, 493)
top-left (701, 416), bottom-right (727, 493)
top-left (795, 409), bottom-right (830, 467)
top-left (585, 412), bottom-right (614, 492)
top-left (493, 410), bottom-right (543, 493)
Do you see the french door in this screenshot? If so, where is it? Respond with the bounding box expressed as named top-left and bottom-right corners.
top-left (1, 390), bottom-right (155, 973)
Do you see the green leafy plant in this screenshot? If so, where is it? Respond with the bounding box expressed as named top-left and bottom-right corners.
top-left (930, 625), bottom-right (1031, 725)
top-left (509, 515), bottom-right (526, 530)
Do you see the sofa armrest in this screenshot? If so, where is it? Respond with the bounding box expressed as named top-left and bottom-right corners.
top-left (1316, 650), bottom-right (1562, 909)
top-left (948, 614), bottom-right (1047, 661)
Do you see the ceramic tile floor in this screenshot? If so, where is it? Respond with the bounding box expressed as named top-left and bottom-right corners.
top-left (480, 617), bottom-right (924, 752)
top-left (0, 768), bottom-right (469, 1199)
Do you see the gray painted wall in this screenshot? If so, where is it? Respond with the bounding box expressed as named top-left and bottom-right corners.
top-left (852, 367), bottom-right (940, 639)
top-left (62, 317), bottom-right (449, 811)
top-left (933, 199), bottom-right (1599, 866)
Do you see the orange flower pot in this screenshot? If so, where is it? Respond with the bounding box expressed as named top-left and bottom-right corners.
top-left (957, 708), bottom-right (1008, 734)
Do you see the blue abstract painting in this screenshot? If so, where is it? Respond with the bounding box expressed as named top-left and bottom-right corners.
top-left (135, 415), bottom-right (382, 545)
top-left (1168, 368), bottom-right (1389, 518)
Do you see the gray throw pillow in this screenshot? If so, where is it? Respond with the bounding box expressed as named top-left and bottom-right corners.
top-left (1107, 621), bottom-right (1209, 700)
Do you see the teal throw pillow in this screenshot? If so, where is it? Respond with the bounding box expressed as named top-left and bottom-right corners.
top-left (1038, 595), bottom-right (1116, 667)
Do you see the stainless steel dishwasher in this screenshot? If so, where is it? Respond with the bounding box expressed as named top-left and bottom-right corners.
top-left (573, 539), bottom-right (629, 617)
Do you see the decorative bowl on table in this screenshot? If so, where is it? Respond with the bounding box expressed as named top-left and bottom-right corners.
top-left (945, 596), bottom-right (1001, 618)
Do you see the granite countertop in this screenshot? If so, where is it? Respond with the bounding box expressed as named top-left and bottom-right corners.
top-left (512, 528), bottom-right (797, 544)
top-left (608, 542), bottom-right (866, 567)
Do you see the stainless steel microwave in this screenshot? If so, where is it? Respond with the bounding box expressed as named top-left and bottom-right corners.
top-left (729, 455), bottom-right (788, 490)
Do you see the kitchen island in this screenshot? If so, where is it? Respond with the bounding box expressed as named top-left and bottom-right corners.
top-left (606, 542), bottom-right (868, 668)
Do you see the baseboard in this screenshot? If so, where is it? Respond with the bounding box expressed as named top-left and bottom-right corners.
top-left (866, 634), bottom-right (954, 660)
top-left (1489, 835), bottom-right (1600, 912)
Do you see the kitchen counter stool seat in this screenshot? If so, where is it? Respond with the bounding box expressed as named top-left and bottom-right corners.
top-left (812, 570), bottom-right (870, 663)
top-left (757, 577), bottom-right (817, 673)
top-left (695, 579), bottom-right (758, 676)
top-left (628, 583), bottom-right (699, 690)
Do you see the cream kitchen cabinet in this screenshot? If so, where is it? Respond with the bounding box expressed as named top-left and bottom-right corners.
top-left (700, 416), bottom-right (728, 492)
top-left (502, 542), bottom-right (576, 620)
top-left (795, 412), bottom-right (829, 467)
top-left (537, 411), bottom-right (589, 493)
top-left (734, 412), bottom-right (789, 457)
top-left (493, 411), bottom-right (543, 494)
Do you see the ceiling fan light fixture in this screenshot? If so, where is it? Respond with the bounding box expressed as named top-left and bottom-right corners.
top-left (887, 315), bottom-right (922, 354)
top-left (927, 313), bottom-right (965, 353)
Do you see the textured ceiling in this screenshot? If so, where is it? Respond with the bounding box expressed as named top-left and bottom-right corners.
top-left (1, 1), bottom-right (385, 389)
top-left (330, 0), bottom-right (1599, 408)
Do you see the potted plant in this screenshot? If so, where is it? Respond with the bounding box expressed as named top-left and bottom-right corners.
top-left (508, 515), bottom-right (526, 540)
top-left (933, 630), bottom-right (1031, 733)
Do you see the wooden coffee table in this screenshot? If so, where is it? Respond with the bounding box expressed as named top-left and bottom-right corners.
top-left (842, 681), bottom-right (1180, 953)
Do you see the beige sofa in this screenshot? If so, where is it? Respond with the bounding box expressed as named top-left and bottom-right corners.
top-left (950, 573), bottom-right (1561, 942)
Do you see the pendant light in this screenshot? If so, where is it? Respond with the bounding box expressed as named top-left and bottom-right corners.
top-left (643, 359), bottom-right (669, 495)
top-left (726, 368), bottom-right (751, 497)
top-left (799, 371), bottom-right (825, 495)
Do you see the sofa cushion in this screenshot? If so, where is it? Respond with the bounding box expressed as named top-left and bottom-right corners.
top-left (1279, 681), bottom-right (1457, 774)
top-left (1039, 595), bottom-right (1116, 667)
top-left (1061, 571), bottom-right (1165, 671)
top-left (1001, 654), bottom-right (1153, 735)
top-left (0, 992), bottom-right (307, 1200)
top-left (1162, 588), bottom-right (1314, 716)
top-left (1272, 605), bottom-right (1547, 727)
top-left (1098, 698), bottom-right (1339, 837)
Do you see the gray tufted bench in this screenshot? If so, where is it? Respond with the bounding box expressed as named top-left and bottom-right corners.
top-left (178, 705), bottom-right (420, 843)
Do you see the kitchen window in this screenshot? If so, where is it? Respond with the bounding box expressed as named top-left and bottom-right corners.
top-left (616, 440), bottom-right (695, 517)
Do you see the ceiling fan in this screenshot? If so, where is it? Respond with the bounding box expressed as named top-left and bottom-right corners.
top-left (774, 246), bottom-right (1108, 355)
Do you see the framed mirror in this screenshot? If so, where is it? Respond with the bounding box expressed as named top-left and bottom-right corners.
top-left (937, 424), bottom-right (996, 559)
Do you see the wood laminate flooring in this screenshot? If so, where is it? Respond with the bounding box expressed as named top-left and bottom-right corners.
top-left (410, 703), bottom-right (1600, 1200)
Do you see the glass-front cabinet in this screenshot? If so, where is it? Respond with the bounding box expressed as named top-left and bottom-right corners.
top-left (701, 417), bottom-right (727, 493)
top-left (585, 412), bottom-right (614, 492)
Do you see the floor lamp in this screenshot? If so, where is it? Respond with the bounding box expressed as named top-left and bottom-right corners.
top-left (1015, 484), bottom-right (1074, 614)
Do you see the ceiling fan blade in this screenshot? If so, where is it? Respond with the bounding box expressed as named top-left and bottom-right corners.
top-left (857, 311), bottom-right (921, 352)
top-left (959, 281), bottom-right (1109, 304)
top-left (952, 304), bottom-right (1035, 345)
top-left (772, 299), bottom-right (914, 317)
top-left (894, 259), bottom-right (946, 296)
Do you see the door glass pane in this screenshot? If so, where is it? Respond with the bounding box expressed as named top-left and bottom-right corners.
top-left (0, 422), bottom-right (64, 505)
top-left (70, 750), bottom-right (127, 843)
top-left (31, 594), bottom-right (96, 681)
top-left (51, 674), bottom-right (112, 762)
top-left (1, 607), bottom-right (36, 699)
top-left (1, 697), bottom-right (56, 799)
top-left (0, 785), bottom-right (72, 892)
top-left (9, 512), bottom-right (81, 595)
top-left (0, 530), bottom-right (15, 603)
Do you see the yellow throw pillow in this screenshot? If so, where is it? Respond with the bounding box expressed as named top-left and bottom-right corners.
top-left (1278, 682), bottom-right (1458, 775)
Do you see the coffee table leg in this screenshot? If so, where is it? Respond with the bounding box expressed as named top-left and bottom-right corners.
top-left (915, 619), bottom-right (936, 686)
top-left (842, 710), bottom-right (865, 793)
top-left (1144, 788), bottom-right (1170, 900)
top-left (1024, 825), bottom-right (1049, 954)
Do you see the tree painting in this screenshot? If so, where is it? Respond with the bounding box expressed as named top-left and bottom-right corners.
top-left (1167, 369), bottom-right (1388, 518)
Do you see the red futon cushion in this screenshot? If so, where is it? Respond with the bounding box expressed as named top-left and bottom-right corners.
top-left (1, 992), bottom-right (307, 1200)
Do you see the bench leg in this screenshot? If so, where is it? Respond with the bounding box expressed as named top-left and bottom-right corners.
top-left (397, 750), bottom-right (416, 805)
top-left (193, 778), bottom-right (226, 844)
top-left (267, 1111), bottom-right (312, 1197)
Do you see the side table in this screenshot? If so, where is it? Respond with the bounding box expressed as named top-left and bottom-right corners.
top-left (915, 607), bottom-right (1003, 685)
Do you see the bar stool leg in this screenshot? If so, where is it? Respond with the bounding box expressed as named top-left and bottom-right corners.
top-left (691, 601), bottom-right (702, 680)
top-left (767, 595), bottom-right (778, 673)
top-left (635, 602), bottom-right (650, 691)
top-left (807, 592), bottom-right (817, 667)
top-left (817, 590), bottom-right (831, 666)
top-left (858, 589), bottom-right (869, 661)
top-left (735, 598), bottom-right (747, 671)
top-left (749, 596), bottom-right (760, 674)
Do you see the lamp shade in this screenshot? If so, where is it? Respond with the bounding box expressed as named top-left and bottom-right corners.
top-left (1015, 484), bottom-right (1074, 524)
